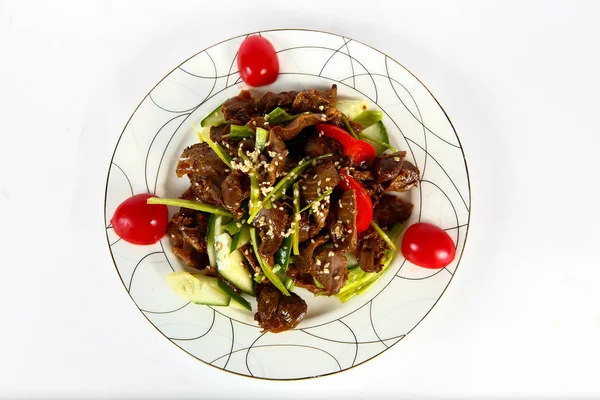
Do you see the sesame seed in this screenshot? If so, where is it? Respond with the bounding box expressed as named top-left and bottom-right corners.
top-left (318, 105), bottom-right (324, 111)
top-left (394, 157), bottom-right (401, 162)
top-left (328, 251), bottom-right (335, 257)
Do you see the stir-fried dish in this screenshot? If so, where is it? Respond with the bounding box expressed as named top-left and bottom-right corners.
top-left (147, 85), bottom-right (420, 332)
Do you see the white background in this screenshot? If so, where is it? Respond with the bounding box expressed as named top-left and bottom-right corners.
top-left (1, 0), bottom-right (599, 398)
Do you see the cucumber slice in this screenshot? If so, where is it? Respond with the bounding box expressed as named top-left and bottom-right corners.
top-left (206, 215), bottom-right (217, 267)
top-left (215, 232), bottom-right (255, 295)
top-left (353, 110), bottom-right (383, 128)
top-left (345, 252), bottom-right (359, 269)
top-left (217, 280), bottom-right (252, 311)
top-left (336, 99), bottom-right (368, 119)
top-left (359, 121), bottom-right (390, 155)
top-left (201, 104), bottom-right (226, 127)
top-left (166, 271), bottom-right (231, 306)
top-left (231, 225), bottom-right (250, 251)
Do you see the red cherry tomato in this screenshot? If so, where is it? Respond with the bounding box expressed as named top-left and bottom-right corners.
top-left (237, 35), bottom-right (279, 87)
top-left (316, 123), bottom-right (375, 165)
top-left (401, 222), bottom-right (456, 269)
top-left (339, 169), bottom-right (373, 232)
top-left (111, 194), bottom-right (168, 245)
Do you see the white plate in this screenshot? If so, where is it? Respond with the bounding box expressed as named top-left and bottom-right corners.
top-left (104, 29), bottom-right (471, 380)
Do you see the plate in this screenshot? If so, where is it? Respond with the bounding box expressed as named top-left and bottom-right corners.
top-left (104, 29), bottom-right (471, 380)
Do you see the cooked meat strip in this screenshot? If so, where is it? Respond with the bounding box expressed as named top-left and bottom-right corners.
top-left (221, 170), bottom-right (250, 218)
top-left (291, 85), bottom-right (337, 113)
top-left (176, 142), bottom-right (228, 179)
top-left (355, 228), bottom-right (388, 273)
top-left (330, 189), bottom-right (358, 252)
top-left (298, 162), bottom-right (339, 205)
top-left (222, 90), bottom-right (257, 125)
top-left (373, 195), bottom-right (413, 228)
top-left (270, 113), bottom-right (325, 141)
top-left (372, 151), bottom-right (407, 182)
top-left (384, 161), bottom-right (420, 193)
top-left (251, 201), bottom-right (289, 258)
top-left (210, 124), bottom-right (230, 141)
top-left (254, 284), bottom-right (307, 333)
top-left (256, 91), bottom-right (298, 114)
top-left (240, 243), bottom-right (261, 274)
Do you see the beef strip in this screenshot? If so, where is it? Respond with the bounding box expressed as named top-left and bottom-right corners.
top-left (291, 85), bottom-right (337, 113)
top-left (267, 130), bottom-right (287, 154)
top-left (291, 234), bottom-right (348, 295)
top-left (323, 106), bottom-right (363, 134)
top-left (372, 151), bottom-right (407, 182)
top-left (210, 124), bottom-right (231, 141)
top-left (299, 162), bottom-right (340, 205)
top-left (256, 91), bottom-right (298, 114)
top-left (302, 132), bottom-right (344, 159)
top-left (256, 154), bottom-right (277, 187)
top-left (350, 168), bottom-right (375, 182)
top-left (356, 228), bottom-right (388, 273)
top-left (311, 248), bottom-right (348, 294)
top-left (166, 205), bottom-right (210, 270)
top-left (176, 142), bottom-right (228, 178)
top-left (221, 170), bottom-right (250, 218)
top-left (247, 116), bottom-right (268, 132)
top-left (189, 174), bottom-right (222, 205)
top-left (240, 243), bottom-right (261, 274)
top-left (373, 195), bottom-right (413, 228)
top-left (269, 113), bottom-right (325, 141)
top-left (384, 161), bottom-right (420, 193)
top-left (221, 90), bottom-right (257, 125)
top-left (176, 142), bottom-right (228, 205)
top-left (298, 209), bottom-right (329, 243)
top-left (251, 201), bottom-right (289, 258)
top-left (330, 189), bottom-right (358, 252)
top-left (254, 284), bottom-right (307, 333)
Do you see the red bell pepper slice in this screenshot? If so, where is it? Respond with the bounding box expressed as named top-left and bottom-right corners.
top-left (339, 168), bottom-right (373, 232)
top-left (316, 123), bottom-right (375, 165)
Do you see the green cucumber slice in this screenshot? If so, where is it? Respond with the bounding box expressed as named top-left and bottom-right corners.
top-left (336, 99), bottom-right (368, 119)
top-left (353, 110), bottom-right (383, 128)
top-left (166, 272), bottom-right (230, 306)
top-left (217, 279), bottom-right (252, 311)
top-left (231, 225), bottom-right (250, 251)
top-left (206, 214), bottom-right (217, 267)
top-left (201, 104), bottom-right (227, 127)
top-left (359, 121), bottom-right (390, 155)
top-left (215, 232), bottom-right (254, 295)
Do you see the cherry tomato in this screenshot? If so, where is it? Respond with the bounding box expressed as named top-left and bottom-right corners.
top-left (316, 123), bottom-right (375, 165)
top-left (401, 222), bottom-right (456, 269)
top-left (111, 194), bottom-right (169, 245)
top-left (237, 35), bottom-right (279, 87)
top-left (339, 169), bottom-right (373, 232)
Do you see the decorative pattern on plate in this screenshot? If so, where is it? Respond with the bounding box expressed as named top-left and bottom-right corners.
top-left (104, 29), bottom-right (471, 380)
